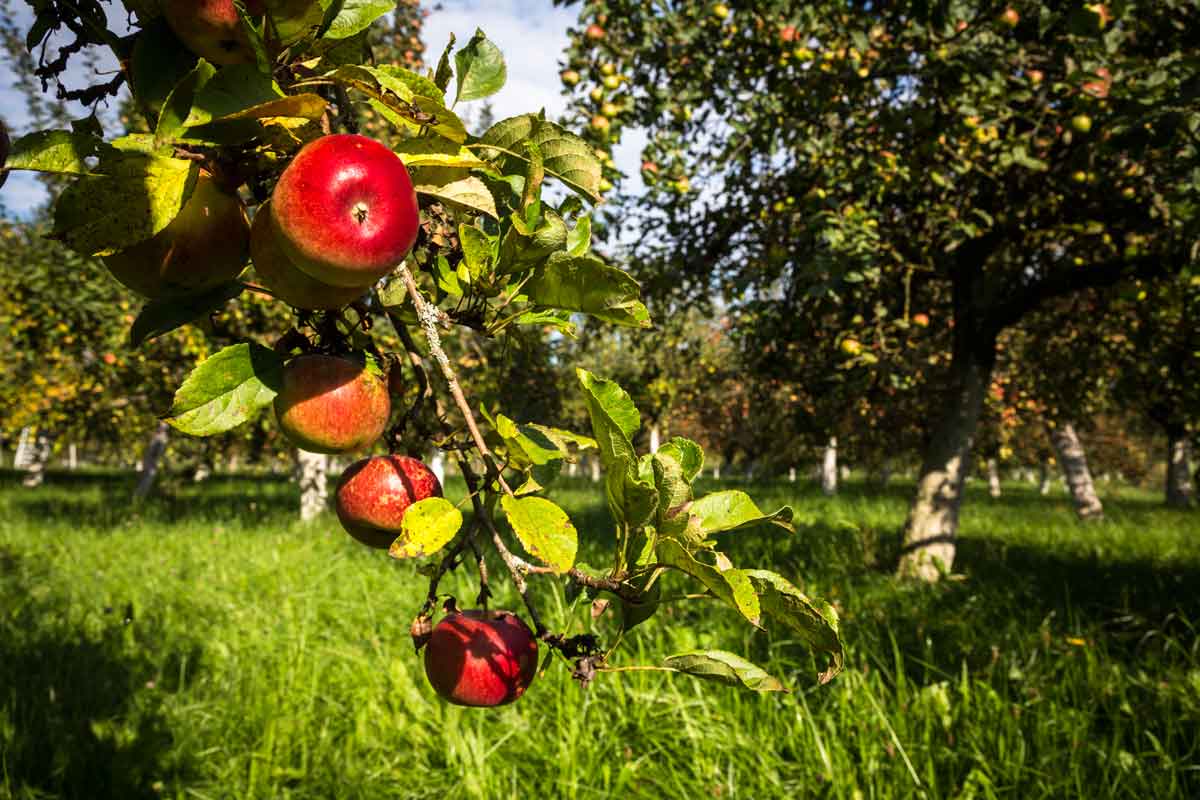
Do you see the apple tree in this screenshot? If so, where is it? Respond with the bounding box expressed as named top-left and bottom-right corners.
top-left (0, 0), bottom-right (843, 701)
top-left (557, 0), bottom-right (1200, 579)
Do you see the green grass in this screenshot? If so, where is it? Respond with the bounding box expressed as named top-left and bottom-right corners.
top-left (1, 469), bottom-right (1197, 799)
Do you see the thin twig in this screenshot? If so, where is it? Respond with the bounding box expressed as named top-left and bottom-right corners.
top-left (394, 261), bottom-right (513, 496)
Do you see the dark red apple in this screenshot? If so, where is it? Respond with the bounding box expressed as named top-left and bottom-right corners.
top-left (424, 610), bottom-right (538, 707)
top-left (162, 0), bottom-right (266, 65)
top-left (270, 134), bottom-right (420, 289)
top-left (250, 201), bottom-right (367, 310)
top-left (334, 455), bottom-right (441, 548)
top-left (102, 170), bottom-right (249, 298)
top-left (274, 354), bottom-right (390, 455)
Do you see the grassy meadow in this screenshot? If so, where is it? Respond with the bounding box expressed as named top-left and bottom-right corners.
top-left (0, 468), bottom-right (1197, 799)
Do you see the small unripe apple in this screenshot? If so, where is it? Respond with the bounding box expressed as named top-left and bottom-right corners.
top-left (1027, 69), bottom-right (1044, 84)
top-left (270, 134), bottom-right (419, 289)
top-left (585, 23), bottom-right (605, 42)
top-left (1071, 114), bottom-right (1093, 133)
top-left (424, 610), bottom-right (538, 707)
top-left (560, 69), bottom-right (581, 86)
top-left (274, 354), bottom-right (390, 455)
top-left (250, 201), bottom-right (367, 310)
top-left (162, 0), bottom-right (266, 65)
top-left (999, 7), bottom-right (1019, 27)
top-left (590, 115), bottom-right (611, 133)
top-left (335, 455), bottom-right (442, 548)
top-left (602, 74), bottom-right (621, 90)
top-left (840, 338), bottom-right (862, 356)
top-left (1071, 170), bottom-right (1089, 184)
top-left (712, 3), bottom-right (729, 20)
top-left (600, 102), bottom-right (620, 118)
top-left (598, 177), bottom-right (613, 192)
top-left (599, 62), bottom-right (616, 76)
top-left (912, 313), bottom-right (930, 328)
top-left (102, 171), bottom-right (249, 299)
top-left (589, 87), bottom-right (605, 102)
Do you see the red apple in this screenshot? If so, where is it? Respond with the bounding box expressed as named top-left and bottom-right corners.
top-left (335, 455), bottom-right (441, 548)
top-left (270, 134), bottom-right (420, 289)
top-left (779, 25), bottom-right (797, 43)
top-left (912, 313), bottom-right (930, 327)
top-left (274, 354), bottom-right (390, 455)
top-left (162, 0), bottom-right (266, 65)
top-left (999, 7), bottom-right (1020, 28)
top-left (250, 201), bottom-right (367, 309)
top-left (102, 170), bottom-right (249, 298)
top-left (585, 23), bottom-right (605, 42)
top-left (424, 610), bottom-right (538, 707)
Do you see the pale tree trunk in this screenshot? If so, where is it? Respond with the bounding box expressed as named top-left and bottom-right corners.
top-left (648, 423), bottom-right (661, 454)
top-left (13, 427), bottom-right (33, 470)
top-left (713, 462), bottom-right (721, 480)
top-left (1038, 460), bottom-right (1053, 495)
top-left (589, 457), bottom-right (601, 482)
top-left (568, 461), bottom-right (578, 477)
top-left (898, 335), bottom-right (994, 581)
top-left (788, 466), bottom-right (796, 483)
top-left (820, 436), bottom-right (838, 496)
top-left (986, 458), bottom-right (1002, 498)
top-left (68, 443), bottom-right (77, 470)
top-left (192, 462), bottom-right (212, 482)
top-left (21, 431), bottom-right (55, 488)
top-left (1048, 421), bottom-right (1104, 521)
top-left (134, 422), bottom-right (170, 500)
top-left (429, 450), bottom-right (446, 487)
top-left (1165, 429), bottom-right (1194, 508)
top-left (298, 450), bottom-right (329, 521)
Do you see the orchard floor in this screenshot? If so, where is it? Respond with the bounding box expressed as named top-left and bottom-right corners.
top-left (0, 469), bottom-right (1197, 800)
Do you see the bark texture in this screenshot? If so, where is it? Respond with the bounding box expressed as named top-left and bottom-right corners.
top-left (298, 449), bottom-right (330, 521)
top-left (1048, 421), bottom-right (1104, 521)
top-left (898, 328), bottom-right (995, 581)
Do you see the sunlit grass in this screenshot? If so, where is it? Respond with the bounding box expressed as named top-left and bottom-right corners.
top-left (0, 469), bottom-right (1196, 799)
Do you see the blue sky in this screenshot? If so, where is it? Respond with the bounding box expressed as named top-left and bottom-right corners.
top-left (0, 0), bottom-right (645, 217)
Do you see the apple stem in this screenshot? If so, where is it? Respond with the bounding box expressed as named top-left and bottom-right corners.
top-left (393, 261), bottom-right (513, 496)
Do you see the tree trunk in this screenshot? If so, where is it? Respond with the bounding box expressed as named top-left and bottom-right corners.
top-left (13, 427), bottom-right (33, 470)
top-left (873, 459), bottom-right (892, 489)
top-left (20, 430), bottom-right (55, 488)
top-left (68, 443), bottom-right (78, 470)
top-left (590, 457), bottom-right (601, 482)
top-left (134, 422), bottom-right (170, 500)
top-left (986, 458), bottom-right (1002, 498)
top-left (898, 329), bottom-right (995, 581)
top-left (429, 449), bottom-right (446, 487)
top-left (788, 466), bottom-right (796, 483)
top-left (820, 436), bottom-right (838, 496)
top-left (1048, 421), bottom-right (1104, 521)
top-left (1165, 429), bottom-right (1194, 508)
top-left (649, 423), bottom-right (661, 454)
top-left (713, 462), bottom-right (721, 480)
top-left (297, 450), bottom-right (329, 521)
top-left (1038, 460), bottom-right (1052, 495)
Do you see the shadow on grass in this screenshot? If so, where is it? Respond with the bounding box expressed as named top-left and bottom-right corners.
top-left (0, 547), bottom-right (203, 799)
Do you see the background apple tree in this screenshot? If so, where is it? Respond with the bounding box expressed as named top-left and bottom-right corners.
top-left (0, 0), bottom-right (843, 699)
top-left (556, 0), bottom-right (1200, 580)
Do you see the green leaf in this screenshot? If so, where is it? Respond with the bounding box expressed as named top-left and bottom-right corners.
top-left (515, 308), bottom-right (576, 336)
top-left (525, 253), bottom-right (650, 328)
top-left (164, 343), bottom-right (284, 436)
top-left (663, 651), bottom-right (787, 693)
top-left (329, 65), bottom-right (466, 143)
top-left (576, 368), bottom-right (639, 466)
top-left (657, 437), bottom-right (704, 483)
top-left (745, 570), bottom-right (844, 684)
top-left (52, 154), bottom-right (199, 257)
top-left (4, 130), bottom-right (108, 175)
top-left (458, 224), bottom-right (495, 283)
top-left (453, 29), bottom-right (506, 104)
top-left (373, 64), bottom-right (445, 104)
top-left (496, 414), bottom-right (564, 467)
top-left (500, 495), bottom-right (577, 573)
top-left (411, 167), bottom-right (498, 218)
top-left (605, 455), bottom-right (659, 530)
top-left (324, 0), bottom-right (395, 39)
top-left (184, 65), bottom-right (327, 126)
top-left (651, 450), bottom-right (693, 534)
top-left (690, 491), bottom-right (795, 535)
top-left (130, 281), bottom-right (246, 347)
top-left (388, 497), bottom-right (463, 559)
top-left (479, 114), bottom-right (602, 202)
top-left (432, 34), bottom-right (455, 92)
top-left (566, 214), bottom-right (591, 256)
top-left (498, 209), bottom-right (567, 274)
top-left (392, 137), bottom-right (487, 169)
top-left (523, 423), bottom-right (596, 455)
top-left (156, 60), bottom-right (217, 145)
top-left (656, 539), bottom-right (760, 626)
